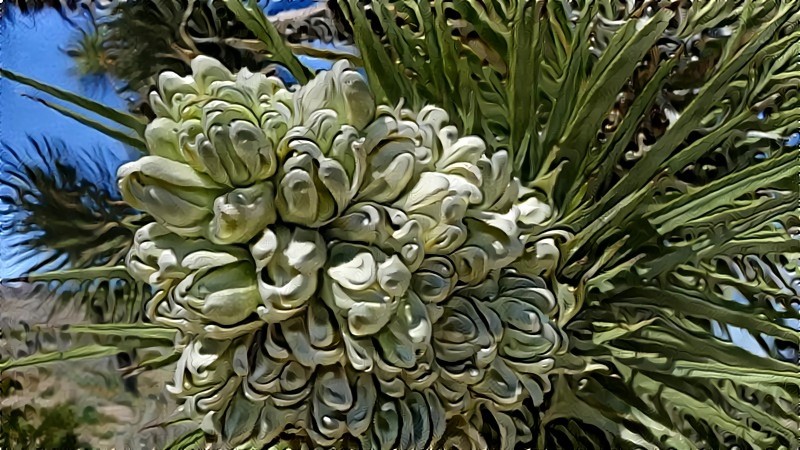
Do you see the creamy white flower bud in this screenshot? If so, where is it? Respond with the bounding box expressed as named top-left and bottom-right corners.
top-left (123, 56), bottom-right (563, 449)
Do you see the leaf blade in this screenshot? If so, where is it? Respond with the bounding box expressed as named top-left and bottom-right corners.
top-left (0, 68), bottom-right (147, 136)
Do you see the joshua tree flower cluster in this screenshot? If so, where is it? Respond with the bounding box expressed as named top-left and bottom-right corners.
top-left (119, 57), bottom-right (565, 449)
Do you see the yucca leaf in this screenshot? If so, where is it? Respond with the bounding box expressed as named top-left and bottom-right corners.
top-left (124, 350), bottom-right (181, 376)
top-left (636, 221), bottom-right (797, 282)
top-left (541, 375), bottom-right (687, 449)
top-left (22, 94), bottom-right (147, 151)
top-left (584, 3), bottom-right (797, 225)
top-left (0, 138), bottom-right (137, 272)
top-left (414, 0), bottom-right (449, 105)
top-left (566, 50), bottom-right (683, 218)
top-left (335, 0), bottom-right (512, 143)
top-left (562, 312), bottom-right (799, 447)
top-left (611, 322), bottom-right (797, 377)
top-left (659, 111), bottom-right (761, 179)
top-left (508, 2), bottom-right (540, 176)
top-left (547, 9), bottom-right (673, 207)
top-left (163, 429), bottom-right (207, 450)
top-left (699, 234), bottom-right (800, 261)
top-left (583, 318), bottom-right (658, 346)
top-left (338, 0), bottom-right (412, 105)
top-left (608, 289), bottom-right (800, 342)
top-left (676, 263), bottom-right (797, 302)
top-left (2, 266), bottom-right (131, 284)
top-left (0, 67), bottom-right (147, 136)
top-left (63, 324), bottom-right (177, 341)
top-left (565, 129), bottom-right (796, 279)
top-left (223, 0), bottom-right (313, 84)
top-left (1, 266), bottom-right (148, 325)
top-left (648, 146), bottom-right (798, 232)
top-left (537, 2), bottom-right (594, 170)
top-left (0, 345), bottom-right (121, 372)
top-left (627, 372), bottom-right (782, 448)
top-left (373, 2), bottom-right (434, 100)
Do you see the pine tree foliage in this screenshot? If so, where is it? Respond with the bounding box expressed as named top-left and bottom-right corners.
top-left (0, 139), bottom-right (149, 323)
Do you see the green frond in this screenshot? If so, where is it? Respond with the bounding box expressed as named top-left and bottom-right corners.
top-left (6, 266), bottom-right (132, 283)
top-left (554, 309), bottom-right (800, 448)
top-left (223, 0), bottom-right (313, 84)
top-left (21, 94), bottom-right (147, 151)
top-left (0, 139), bottom-right (149, 323)
top-left (0, 344), bottom-right (123, 372)
top-left (336, 0), bottom-right (799, 446)
top-left (62, 323), bottom-right (177, 341)
top-left (163, 429), bottom-right (207, 450)
top-left (2, 268), bottom-right (150, 328)
top-left (335, 0), bottom-right (513, 143)
top-left (0, 139), bottom-right (138, 268)
top-left (0, 68), bottom-right (147, 138)
top-left (44, 275), bottom-right (148, 325)
top-left (97, 0), bottom-right (342, 99)
top-left (124, 350), bottom-right (182, 377)
top-left (0, 322), bottom-right (176, 375)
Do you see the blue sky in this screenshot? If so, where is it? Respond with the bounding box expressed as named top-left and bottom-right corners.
top-left (263, 0), bottom-right (318, 14)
